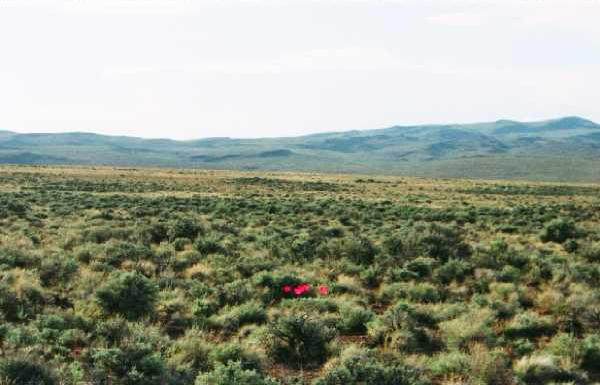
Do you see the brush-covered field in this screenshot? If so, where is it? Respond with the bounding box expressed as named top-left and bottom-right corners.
top-left (1, 166), bottom-right (600, 385)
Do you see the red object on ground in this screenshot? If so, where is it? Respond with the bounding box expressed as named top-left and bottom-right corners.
top-left (319, 285), bottom-right (329, 295)
top-left (282, 285), bottom-right (292, 294)
top-left (294, 283), bottom-right (311, 296)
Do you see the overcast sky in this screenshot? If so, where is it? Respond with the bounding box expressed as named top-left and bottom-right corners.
top-left (1, 0), bottom-right (599, 140)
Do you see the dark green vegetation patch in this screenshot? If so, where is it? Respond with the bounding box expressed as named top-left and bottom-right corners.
top-left (1, 167), bottom-right (600, 384)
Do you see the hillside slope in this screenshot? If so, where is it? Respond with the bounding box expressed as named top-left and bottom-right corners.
top-left (1, 116), bottom-right (599, 181)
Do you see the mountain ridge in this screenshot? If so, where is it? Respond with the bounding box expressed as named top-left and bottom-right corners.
top-left (1, 116), bottom-right (599, 181)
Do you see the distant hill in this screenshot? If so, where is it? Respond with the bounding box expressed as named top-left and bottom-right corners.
top-left (2, 116), bottom-right (600, 181)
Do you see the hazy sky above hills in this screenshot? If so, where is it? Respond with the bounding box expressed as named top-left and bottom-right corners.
top-left (1, 0), bottom-right (599, 140)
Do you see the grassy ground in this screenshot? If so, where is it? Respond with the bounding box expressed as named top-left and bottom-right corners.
top-left (1, 165), bottom-right (600, 384)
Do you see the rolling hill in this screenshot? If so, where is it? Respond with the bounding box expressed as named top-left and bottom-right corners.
top-left (1, 116), bottom-right (600, 181)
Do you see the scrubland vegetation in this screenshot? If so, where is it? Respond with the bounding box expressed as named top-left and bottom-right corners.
top-left (1, 166), bottom-right (600, 384)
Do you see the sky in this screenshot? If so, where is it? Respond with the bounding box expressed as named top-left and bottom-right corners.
top-left (1, 0), bottom-right (599, 140)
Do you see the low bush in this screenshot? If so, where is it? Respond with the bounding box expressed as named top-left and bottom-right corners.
top-left (38, 255), bottom-right (78, 287)
top-left (415, 224), bottom-right (471, 262)
top-left (327, 237), bottom-right (377, 265)
top-left (209, 343), bottom-right (262, 372)
top-left (90, 344), bottom-right (167, 385)
top-left (167, 329), bottom-right (212, 380)
top-left (514, 355), bottom-right (577, 385)
top-left (101, 242), bottom-right (154, 266)
top-left (0, 246), bottom-right (36, 270)
top-left (314, 347), bottom-right (426, 385)
top-left (195, 233), bottom-right (223, 255)
top-left (439, 307), bottom-right (495, 350)
top-left (169, 218), bottom-right (203, 241)
top-left (368, 301), bottom-right (440, 353)
top-left (581, 334), bottom-right (600, 373)
top-left (429, 351), bottom-right (471, 377)
top-left (96, 271), bottom-right (158, 320)
top-left (263, 313), bottom-right (336, 368)
top-left (0, 357), bottom-right (56, 385)
top-left (137, 222), bottom-right (169, 244)
top-left (404, 257), bottom-right (436, 279)
top-left (468, 345), bottom-right (514, 385)
top-left (407, 283), bottom-right (441, 303)
top-left (194, 361), bottom-right (278, 385)
top-left (434, 259), bottom-right (472, 284)
top-left (360, 265), bottom-right (382, 288)
top-left (504, 312), bottom-right (556, 340)
top-left (337, 305), bottom-right (374, 335)
top-left (156, 289), bottom-right (193, 337)
top-left (540, 219), bottom-right (578, 244)
top-left (208, 302), bottom-right (267, 334)
top-left (580, 242), bottom-right (600, 262)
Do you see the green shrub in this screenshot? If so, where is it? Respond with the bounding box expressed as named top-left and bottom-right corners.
top-left (0, 197), bottom-right (28, 218)
top-left (289, 233), bottom-right (321, 261)
top-left (569, 262), bottom-right (600, 286)
top-left (429, 351), bottom-right (471, 377)
top-left (38, 255), bottom-right (78, 286)
top-left (279, 297), bottom-right (338, 314)
top-left (337, 305), bottom-right (374, 334)
top-left (138, 222), bottom-right (169, 244)
top-left (439, 307), bottom-right (495, 350)
top-left (513, 339), bottom-right (535, 357)
top-left (0, 246), bottom-right (36, 270)
top-left (360, 266), bottom-right (382, 288)
top-left (156, 290), bottom-right (193, 337)
top-left (580, 242), bottom-right (600, 262)
top-left (209, 302), bottom-right (267, 334)
top-left (167, 329), bottom-right (212, 380)
top-left (93, 316), bottom-right (130, 345)
top-left (172, 250), bottom-right (202, 271)
top-left (496, 265), bottom-right (521, 283)
top-left (434, 259), bottom-right (471, 284)
top-left (486, 241), bottom-right (529, 269)
top-left (172, 237), bottom-right (190, 251)
top-left (96, 272), bottom-right (158, 320)
top-left (515, 355), bottom-right (576, 385)
top-left (367, 301), bottom-right (440, 353)
top-left (407, 283), bottom-right (441, 303)
top-left (416, 224), bottom-right (471, 262)
top-left (0, 358), bottom-right (56, 385)
top-left (195, 233), bottom-right (223, 255)
top-left (382, 234), bottom-right (405, 258)
top-left (216, 280), bottom-right (253, 307)
top-left (322, 226), bottom-right (344, 238)
top-left (264, 314), bottom-right (336, 368)
top-left (0, 275), bottom-right (45, 322)
top-left (328, 237), bottom-right (377, 265)
top-left (169, 218), bottom-right (203, 241)
top-left (84, 226), bottom-right (115, 244)
top-left (102, 242), bottom-right (154, 266)
top-left (504, 312), bottom-right (556, 340)
top-left (91, 344), bottom-right (166, 385)
top-left (73, 242), bottom-right (102, 264)
top-left (195, 361), bottom-right (278, 385)
top-left (581, 334), bottom-right (600, 373)
top-left (468, 345), bottom-right (513, 385)
top-left (0, 285), bottom-right (24, 322)
top-left (33, 312), bottom-right (89, 349)
top-left (540, 219), bottom-right (578, 243)
top-left (404, 257), bottom-right (436, 279)
top-left (314, 347), bottom-right (425, 385)
top-left (209, 343), bottom-right (262, 372)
